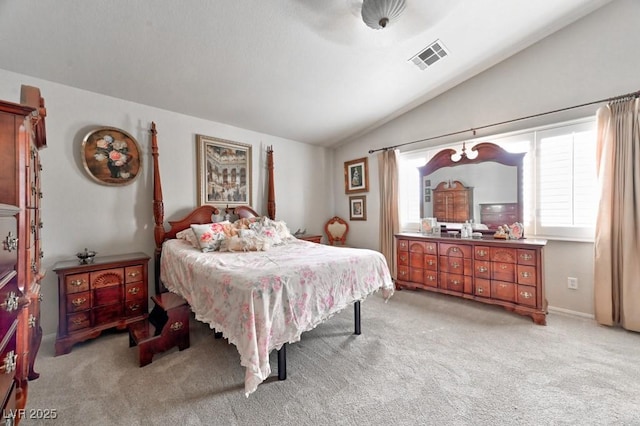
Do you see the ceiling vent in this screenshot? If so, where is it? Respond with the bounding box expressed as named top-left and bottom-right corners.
top-left (409, 40), bottom-right (449, 70)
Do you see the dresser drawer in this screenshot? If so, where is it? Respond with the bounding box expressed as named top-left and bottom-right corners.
top-left (439, 256), bottom-right (471, 275)
top-left (397, 266), bottom-right (409, 281)
top-left (398, 251), bottom-right (409, 266)
top-left (65, 273), bottom-right (89, 293)
top-left (93, 285), bottom-right (123, 307)
top-left (125, 265), bottom-right (144, 283)
top-left (0, 321), bottom-right (17, 401)
top-left (474, 246), bottom-right (490, 260)
top-left (66, 291), bottom-right (91, 313)
top-left (0, 216), bottom-right (18, 277)
top-left (441, 273), bottom-right (471, 293)
top-left (397, 239), bottom-right (408, 252)
top-left (125, 282), bottom-right (145, 300)
top-left (517, 265), bottom-right (537, 285)
top-left (474, 278), bottom-right (491, 298)
top-left (491, 281), bottom-right (516, 302)
top-left (517, 249), bottom-right (537, 266)
top-left (67, 312), bottom-right (91, 332)
top-left (490, 247), bottom-right (516, 263)
top-left (125, 299), bottom-right (147, 317)
top-left (517, 285), bottom-right (537, 307)
top-left (439, 243), bottom-right (471, 258)
top-left (424, 254), bottom-right (438, 271)
top-left (474, 260), bottom-right (490, 279)
top-left (94, 304), bottom-right (123, 326)
top-left (423, 271), bottom-right (438, 288)
top-left (492, 262), bottom-right (515, 282)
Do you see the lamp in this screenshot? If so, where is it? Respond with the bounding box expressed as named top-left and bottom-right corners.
top-left (361, 0), bottom-right (407, 30)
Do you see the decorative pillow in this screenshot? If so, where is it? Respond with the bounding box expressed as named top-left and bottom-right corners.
top-left (220, 234), bottom-right (270, 252)
top-left (269, 219), bottom-right (294, 242)
top-left (249, 221), bottom-right (283, 246)
top-left (176, 228), bottom-right (199, 248)
top-left (190, 221), bottom-right (231, 252)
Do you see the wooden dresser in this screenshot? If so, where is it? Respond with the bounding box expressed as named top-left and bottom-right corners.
top-left (53, 252), bottom-right (149, 355)
top-left (480, 203), bottom-right (519, 230)
top-left (432, 180), bottom-right (473, 223)
top-left (0, 86), bottom-right (47, 419)
top-left (395, 233), bottom-right (547, 325)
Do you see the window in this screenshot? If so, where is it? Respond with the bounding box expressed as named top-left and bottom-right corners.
top-left (397, 118), bottom-right (598, 241)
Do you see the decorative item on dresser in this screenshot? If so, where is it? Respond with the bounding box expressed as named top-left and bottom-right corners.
top-left (53, 252), bottom-right (150, 355)
top-left (0, 85), bottom-right (47, 415)
top-left (395, 233), bottom-right (547, 325)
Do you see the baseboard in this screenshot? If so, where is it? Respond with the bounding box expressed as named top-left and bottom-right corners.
top-left (547, 305), bottom-right (595, 320)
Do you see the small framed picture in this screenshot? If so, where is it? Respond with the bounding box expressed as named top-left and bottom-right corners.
top-left (81, 127), bottom-right (142, 186)
top-left (344, 157), bottom-right (369, 194)
top-left (349, 195), bottom-right (367, 221)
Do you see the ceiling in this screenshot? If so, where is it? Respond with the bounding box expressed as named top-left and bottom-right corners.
top-left (0, 0), bottom-right (612, 147)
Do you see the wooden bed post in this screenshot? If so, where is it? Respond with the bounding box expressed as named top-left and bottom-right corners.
top-left (151, 122), bottom-right (165, 295)
top-left (267, 146), bottom-right (276, 220)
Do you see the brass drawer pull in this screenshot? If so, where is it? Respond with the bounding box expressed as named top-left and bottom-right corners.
top-left (452, 262), bottom-right (460, 269)
top-left (478, 266), bottom-right (488, 273)
top-left (2, 351), bottom-right (17, 374)
top-left (521, 271), bottom-right (531, 278)
top-left (477, 249), bottom-right (487, 257)
top-left (499, 283), bottom-right (508, 288)
top-left (400, 255), bottom-right (407, 262)
top-left (72, 318), bottom-right (86, 325)
top-left (72, 297), bottom-right (87, 307)
top-left (128, 271), bottom-right (140, 278)
top-left (427, 259), bottom-right (434, 266)
top-left (451, 247), bottom-right (459, 253)
top-left (399, 270), bottom-right (406, 276)
top-left (500, 264), bottom-right (508, 270)
top-left (520, 291), bottom-right (533, 299)
top-left (128, 287), bottom-right (140, 295)
top-left (1, 292), bottom-right (19, 313)
top-left (476, 287), bottom-right (484, 294)
top-left (427, 275), bottom-right (436, 281)
top-left (452, 280), bottom-right (460, 286)
top-left (170, 321), bottom-right (184, 331)
top-left (520, 253), bottom-right (533, 261)
top-left (3, 232), bottom-right (18, 252)
top-left (128, 304), bottom-right (140, 311)
top-left (70, 279), bottom-right (86, 287)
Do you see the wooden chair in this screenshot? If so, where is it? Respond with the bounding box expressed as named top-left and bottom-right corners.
top-left (324, 216), bottom-right (349, 246)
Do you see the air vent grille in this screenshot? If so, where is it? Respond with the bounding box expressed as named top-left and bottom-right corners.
top-left (410, 40), bottom-right (449, 70)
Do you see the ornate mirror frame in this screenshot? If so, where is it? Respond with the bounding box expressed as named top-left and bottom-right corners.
top-left (418, 142), bottom-right (526, 225)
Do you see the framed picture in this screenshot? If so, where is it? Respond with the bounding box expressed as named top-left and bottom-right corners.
top-left (349, 195), bottom-right (367, 221)
top-left (81, 127), bottom-right (142, 186)
top-left (196, 134), bottom-right (252, 207)
top-left (344, 157), bottom-right (369, 194)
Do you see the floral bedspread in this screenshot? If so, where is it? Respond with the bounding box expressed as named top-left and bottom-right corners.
top-left (160, 238), bottom-right (394, 396)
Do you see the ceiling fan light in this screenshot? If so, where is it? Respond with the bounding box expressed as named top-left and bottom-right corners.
top-left (361, 0), bottom-right (407, 30)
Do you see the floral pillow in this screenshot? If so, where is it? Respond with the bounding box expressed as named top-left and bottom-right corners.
top-left (190, 222), bottom-right (231, 252)
top-left (249, 220), bottom-right (283, 246)
top-left (176, 228), bottom-right (199, 248)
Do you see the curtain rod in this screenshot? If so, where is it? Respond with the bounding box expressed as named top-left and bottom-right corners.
top-left (368, 89), bottom-right (640, 154)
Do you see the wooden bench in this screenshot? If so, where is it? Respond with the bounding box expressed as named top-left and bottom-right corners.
top-left (128, 292), bottom-right (190, 366)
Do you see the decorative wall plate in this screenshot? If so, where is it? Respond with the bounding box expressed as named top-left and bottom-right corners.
top-left (81, 127), bottom-right (141, 186)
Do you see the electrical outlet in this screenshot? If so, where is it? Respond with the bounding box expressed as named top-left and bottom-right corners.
top-left (567, 277), bottom-right (578, 290)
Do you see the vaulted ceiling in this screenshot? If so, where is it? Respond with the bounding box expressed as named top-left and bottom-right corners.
top-left (0, 0), bottom-right (612, 147)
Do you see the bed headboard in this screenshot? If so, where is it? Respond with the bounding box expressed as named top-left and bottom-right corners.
top-left (150, 122), bottom-right (272, 293)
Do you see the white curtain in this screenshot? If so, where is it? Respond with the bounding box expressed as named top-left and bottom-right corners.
top-left (378, 149), bottom-right (400, 279)
top-left (594, 97), bottom-right (640, 331)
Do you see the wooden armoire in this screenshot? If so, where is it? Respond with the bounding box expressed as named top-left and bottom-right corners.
top-left (0, 85), bottom-right (46, 419)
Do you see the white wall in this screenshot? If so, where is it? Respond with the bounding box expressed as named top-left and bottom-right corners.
top-left (334, 0), bottom-right (640, 316)
top-left (0, 69), bottom-right (333, 336)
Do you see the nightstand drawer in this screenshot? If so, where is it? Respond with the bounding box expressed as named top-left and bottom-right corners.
top-left (67, 312), bottom-right (90, 332)
top-left (66, 291), bottom-right (91, 313)
top-left (125, 265), bottom-right (144, 283)
top-left (65, 273), bottom-right (89, 293)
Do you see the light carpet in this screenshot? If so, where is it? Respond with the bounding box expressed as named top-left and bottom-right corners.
top-left (21, 290), bottom-right (640, 425)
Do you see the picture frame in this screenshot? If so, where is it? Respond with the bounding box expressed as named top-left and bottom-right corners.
top-left (81, 127), bottom-right (142, 186)
top-left (349, 195), bottom-right (367, 221)
top-left (344, 157), bottom-right (369, 194)
top-left (196, 134), bottom-right (252, 207)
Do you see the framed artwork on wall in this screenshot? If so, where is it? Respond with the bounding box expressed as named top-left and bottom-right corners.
top-left (349, 195), bottom-right (367, 221)
top-left (344, 157), bottom-right (369, 194)
top-left (81, 127), bottom-right (142, 186)
top-left (196, 134), bottom-right (252, 207)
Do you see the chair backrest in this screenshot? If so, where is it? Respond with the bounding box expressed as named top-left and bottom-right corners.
top-left (324, 216), bottom-right (349, 246)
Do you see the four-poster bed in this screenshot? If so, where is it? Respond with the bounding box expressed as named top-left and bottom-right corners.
top-left (149, 123), bottom-right (394, 396)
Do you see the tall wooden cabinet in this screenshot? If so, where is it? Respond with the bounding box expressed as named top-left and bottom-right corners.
top-left (396, 233), bottom-right (547, 325)
top-left (0, 86), bottom-right (47, 418)
top-left (432, 180), bottom-right (473, 223)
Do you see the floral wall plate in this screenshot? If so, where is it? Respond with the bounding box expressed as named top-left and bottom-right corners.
top-left (81, 127), bottom-right (142, 186)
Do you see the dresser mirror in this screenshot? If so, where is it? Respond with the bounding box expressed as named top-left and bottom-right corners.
top-left (418, 142), bottom-right (525, 231)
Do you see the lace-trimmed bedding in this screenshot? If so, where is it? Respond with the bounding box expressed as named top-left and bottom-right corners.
top-left (160, 238), bottom-right (394, 396)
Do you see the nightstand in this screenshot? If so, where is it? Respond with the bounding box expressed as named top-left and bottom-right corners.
top-left (53, 252), bottom-right (150, 355)
top-left (297, 234), bottom-right (322, 244)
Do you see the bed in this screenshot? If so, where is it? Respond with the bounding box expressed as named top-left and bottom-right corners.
top-left (149, 123), bottom-right (394, 396)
